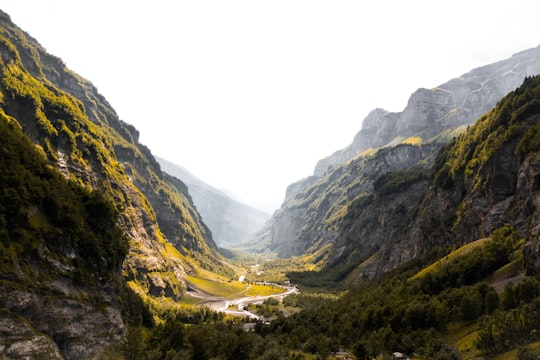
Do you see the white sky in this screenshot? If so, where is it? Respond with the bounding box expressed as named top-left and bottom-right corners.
top-left (2, 1), bottom-right (540, 213)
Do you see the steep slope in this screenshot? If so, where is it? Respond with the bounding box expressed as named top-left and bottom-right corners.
top-left (319, 75), bottom-right (540, 282)
top-left (251, 46), bottom-right (540, 284)
top-left (265, 144), bottom-right (438, 259)
top-left (0, 10), bottom-right (226, 357)
top-left (315, 45), bottom-right (540, 175)
top-left (0, 110), bottom-right (127, 359)
top-left (157, 157), bottom-right (270, 247)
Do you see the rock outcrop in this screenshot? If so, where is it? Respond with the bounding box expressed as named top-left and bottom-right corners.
top-left (334, 76), bottom-right (540, 279)
top-left (264, 144), bottom-right (439, 258)
top-left (315, 45), bottom-right (540, 176)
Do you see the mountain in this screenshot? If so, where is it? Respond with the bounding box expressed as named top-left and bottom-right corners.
top-left (315, 44), bottom-right (540, 176)
top-left (0, 10), bottom-right (226, 358)
top-left (275, 75), bottom-right (540, 358)
top-left (156, 157), bottom-right (270, 248)
top-left (325, 75), bottom-right (540, 282)
top-left (249, 45), bottom-right (540, 281)
top-left (0, 111), bottom-right (128, 359)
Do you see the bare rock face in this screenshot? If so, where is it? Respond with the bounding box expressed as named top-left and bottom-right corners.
top-left (314, 45), bottom-right (540, 176)
top-left (0, 315), bottom-right (63, 360)
top-left (257, 49), bottom-right (540, 284)
top-left (373, 78), bottom-right (540, 277)
top-left (524, 240), bottom-right (540, 275)
top-left (0, 282), bottom-right (125, 360)
top-left (267, 144), bottom-right (439, 258)
top-left (314, 108), bottom-right (398, 175)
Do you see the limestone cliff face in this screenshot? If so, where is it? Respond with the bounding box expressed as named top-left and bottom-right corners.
top-left (157, 157), bottom-right (270, 247)
top-left (266, 144), bottom-right (439, 258)
top-left (364, 76), bottom-right (540, 278)
top-left (272, 76), bottom-right (540, 284)
top-left (314, 109), bottom-right (399, 175)
top-left (315, 45), bottom-right (540, 176)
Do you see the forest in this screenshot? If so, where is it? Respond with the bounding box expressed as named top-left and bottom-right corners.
top-left (119, 225), bottom-right (540, 359)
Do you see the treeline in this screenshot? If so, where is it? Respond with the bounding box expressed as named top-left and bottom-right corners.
top-left (433, 75), bottom-right (540, 189)
top-left (122, 224), bottom-right (540, 359)
top-left (373, 166), bottom-right (430, 197)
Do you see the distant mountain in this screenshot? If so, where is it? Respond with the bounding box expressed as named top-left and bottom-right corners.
top-left (157, 157), bottom-right (271, 247)
top-left (249, 45), bottom-right (540, 282)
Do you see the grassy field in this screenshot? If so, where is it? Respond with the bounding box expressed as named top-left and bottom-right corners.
top-left (184, 274), bottom-right (285, 300)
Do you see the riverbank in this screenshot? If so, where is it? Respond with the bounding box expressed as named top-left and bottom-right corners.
top-left (187, 281), bottom-right (299, 319)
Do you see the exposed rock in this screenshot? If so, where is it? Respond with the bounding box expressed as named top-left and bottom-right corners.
top-left (315, 45), bottom-right (540, 176)
top-left (257, 48), bottom-right (540, 284)
top-left (0, 314), bottom-right (63, 360)
top-left (374, 77), bottom-right (540, 277)
top-left (266, 144), bottom-right (439, 258)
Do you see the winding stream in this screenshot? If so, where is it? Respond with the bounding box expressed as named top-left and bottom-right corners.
top-left (190, 284), bottom-right (299, 320)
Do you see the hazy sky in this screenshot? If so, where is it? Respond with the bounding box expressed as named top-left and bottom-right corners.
top-left (2, 1), bottom-right (540, 213)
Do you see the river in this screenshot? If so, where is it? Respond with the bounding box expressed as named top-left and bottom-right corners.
top-left (191, 284), bottom-right (299, 320)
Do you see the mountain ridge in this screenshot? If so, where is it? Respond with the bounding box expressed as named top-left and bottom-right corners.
top-left (314, 44), bottom-right (540, 176)
top-left (250, 44), bottom-right (540, 283)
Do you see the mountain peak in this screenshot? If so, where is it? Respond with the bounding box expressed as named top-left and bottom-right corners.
top-left (314, 44), bottom-right (540, 176)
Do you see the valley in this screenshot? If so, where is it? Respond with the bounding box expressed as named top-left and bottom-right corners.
top-left (2, 7), bottom-right (540, 359)
top-left (178, 257), bottom-right (304, 320)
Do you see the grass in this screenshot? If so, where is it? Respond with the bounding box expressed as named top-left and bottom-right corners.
top-left (493, 340), bottom-right (540, 360)
top-left (185, 274), bottom-right (285, 300)
top-left (402, 136), bottom-right (423, 145)
top-left (186, 275), bottom-right (246, 298)
top-left (176, 294), bottom-right (202, 306)
top-left (409, 238), bottom-right (489, 281)
top-left (448, 323), bottom-right (482, 360)
top-left (244, 283), bottom-right (285, 297)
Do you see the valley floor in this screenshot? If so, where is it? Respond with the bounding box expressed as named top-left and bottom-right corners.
top-left (183, 274), bottom-right (299, 319)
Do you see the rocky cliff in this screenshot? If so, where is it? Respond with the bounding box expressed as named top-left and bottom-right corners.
top-left (354, 75), bottom-right (540, 277)
top-left (157, 157), bottom-right (270, 247)
top-left (253, 46), bottom-right (540, 285)
top-left (0, 10), bottom-right (223, 358)
top-left (315, 45), bottom-right (540, 176)
top-left (297, 76), bottom-right (540, 284)
top-left (260, 143), bottom-right (439, 258)
top-left (0, 109), bottom-right (127, 359)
